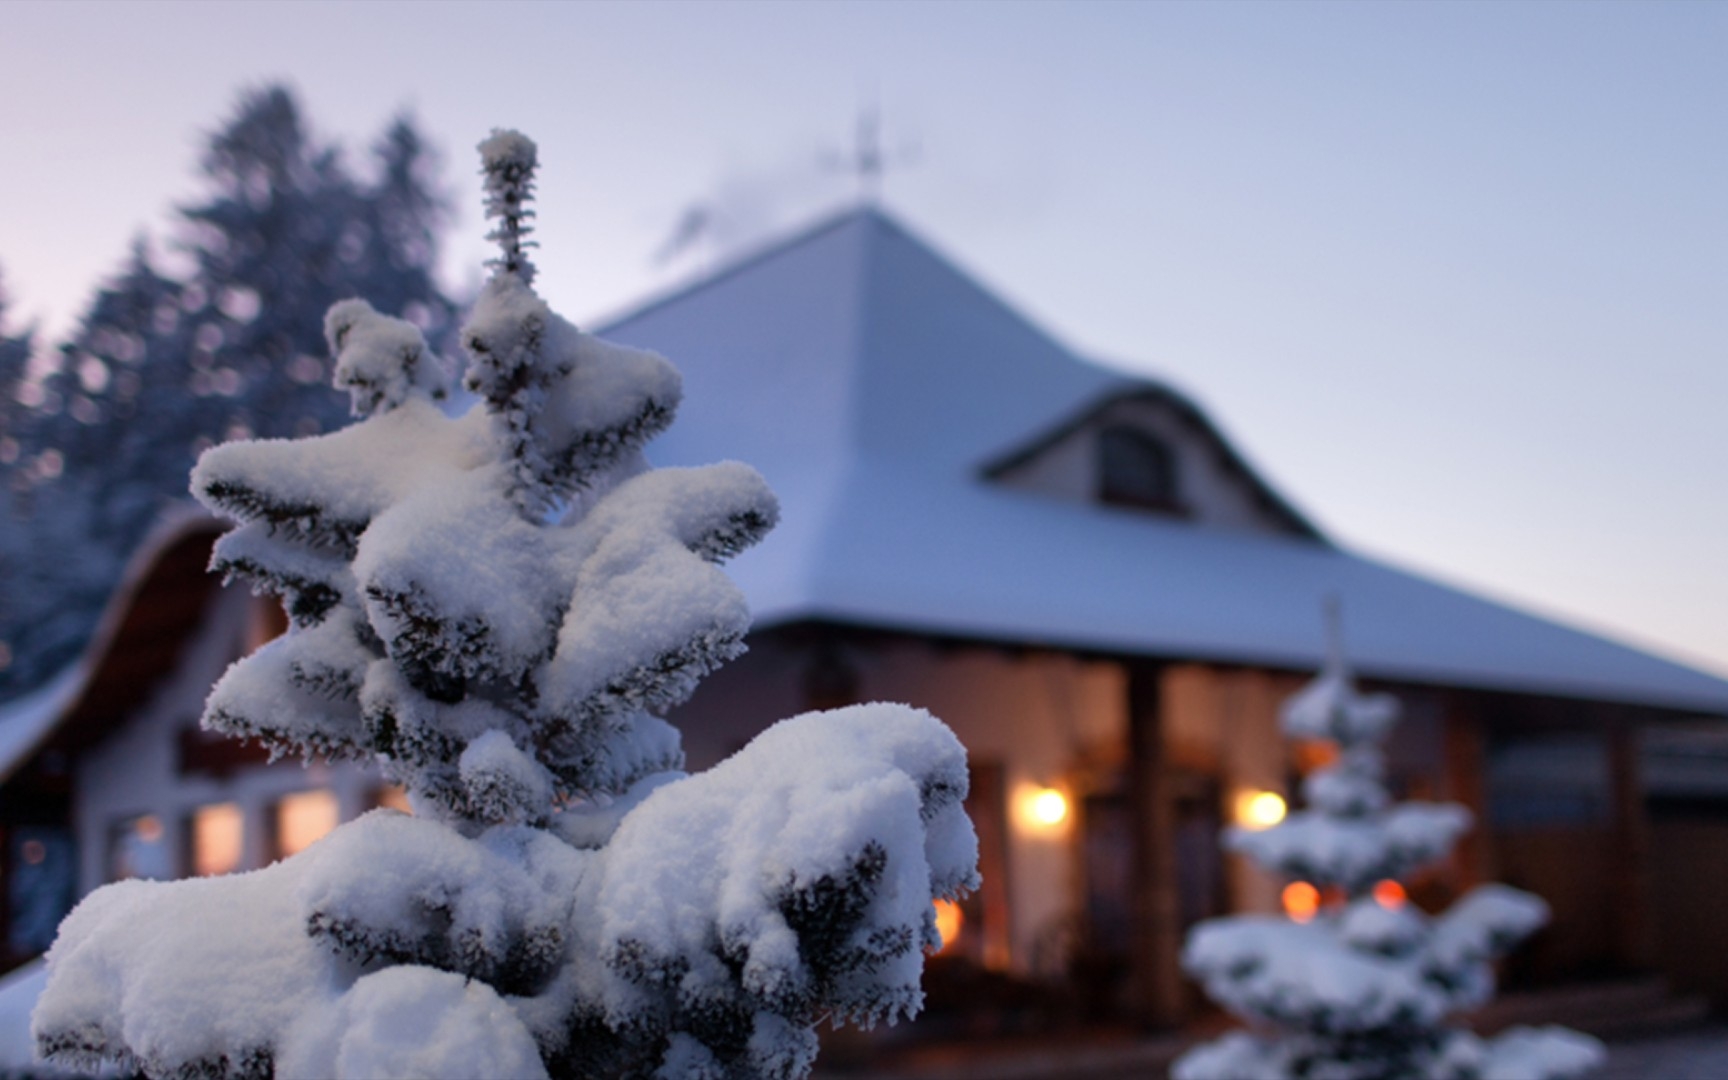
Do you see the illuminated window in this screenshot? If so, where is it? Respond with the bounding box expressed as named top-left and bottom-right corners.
top-left (192, 802), bottom-right (243, 877)
top-left (110, 815), bottom-right (172, 881)
top-left (275, 790), bottom-right (339, 859)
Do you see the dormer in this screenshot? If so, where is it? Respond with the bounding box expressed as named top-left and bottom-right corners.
top-left (983, 387), bottom-right (1324, 542)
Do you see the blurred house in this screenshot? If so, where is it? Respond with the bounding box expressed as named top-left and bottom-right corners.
top-left (0, 511), bottom-right (393, 973)
top-left (1, 208), bottom-right (1726, 1043)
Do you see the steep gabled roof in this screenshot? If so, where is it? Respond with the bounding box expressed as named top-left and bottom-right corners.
top-left (606, 208), bottom-right (1138, 482)
top-left (597, 208), bottom-right (1728, 716)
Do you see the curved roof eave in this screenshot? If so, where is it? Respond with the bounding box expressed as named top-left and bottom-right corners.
top-left (977, 377), bottom-right (1330, 544)
top-left (0, 507), bottom-right (224, 784)
top-left (733, 464), bottom-right (1728, 718)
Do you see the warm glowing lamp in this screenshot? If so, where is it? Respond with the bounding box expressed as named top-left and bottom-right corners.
top-left (1282, 881), bottom-right (1321, 923)
top-left (1235, 790), bottom-right (1287, 830)
top-left (1372, 879), bottom-right (1407, 910)
top-left (932, 898), bottom-right (965, 953)
top-left (1012, 783), bottom-right (1071, 834)
top-left (1028, 787), bottom-right (1068, 827)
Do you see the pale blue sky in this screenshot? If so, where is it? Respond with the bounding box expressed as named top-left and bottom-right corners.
top-left (4, 1), bottom-right (1725, 678)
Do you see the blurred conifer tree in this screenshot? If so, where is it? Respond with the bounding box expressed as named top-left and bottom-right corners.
top-left (0, 85), bottom-right (457, 702)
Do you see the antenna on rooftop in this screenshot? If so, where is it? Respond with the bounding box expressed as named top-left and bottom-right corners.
top-left (1323, 593), bottom-right (1346, 675)
top-left (823, 100), bottom-right (918, 205)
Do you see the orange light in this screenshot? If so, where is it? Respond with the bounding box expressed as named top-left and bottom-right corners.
top-left (192, 802), bottom-right (243, 877)
top-left (1028, 788), bottom-right (1068, 826)
top-left (932, 899), bottom-right (965, 953)
top-left (1373, 879), bottom-right (1407, 909)
top-left (276, 789), bottom-right (340, 858)
top-left (1282, 881), bottom-right (1321, 923)
top-left (1235, 790), bottom-right (1287, 830)
top-left (1294, 740), bottom-right (1338, 772)
top-left (374, 785), bottom-right (413, 813)
top-left (1014, 784), bottom-right (1070, 833)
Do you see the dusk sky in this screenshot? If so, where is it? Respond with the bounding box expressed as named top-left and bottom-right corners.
top-left (4, 1), bottom-right (1725, 678)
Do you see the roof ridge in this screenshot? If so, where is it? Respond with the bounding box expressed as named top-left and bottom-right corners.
top-left (592, 205), bottom-right (896, 335)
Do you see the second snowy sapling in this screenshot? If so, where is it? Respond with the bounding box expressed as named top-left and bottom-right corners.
top-left (1174, 615), bottom-right (1603, 1080)
top-left (34, 131), bottom-right (979, 1080)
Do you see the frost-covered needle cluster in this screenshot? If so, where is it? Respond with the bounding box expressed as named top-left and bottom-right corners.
top-left (1174, 624), bottom-right (1604, 1080)
top-left (33, 130), bottom-right (979, 1080)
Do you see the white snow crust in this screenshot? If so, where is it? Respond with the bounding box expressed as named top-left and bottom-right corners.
top-left (324, 299), bottom-right (451, 416)
top-left (281, 967), bottom-right (548, 1080)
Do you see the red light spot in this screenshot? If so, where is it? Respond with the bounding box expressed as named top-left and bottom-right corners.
top-left (1373, 880), bottom-right (1407, 909)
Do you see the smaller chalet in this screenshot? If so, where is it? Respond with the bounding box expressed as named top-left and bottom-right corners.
top-left (1, 209), bottom-right (1726, 1039)
top-left (0, 510), bottom-right (394, 972)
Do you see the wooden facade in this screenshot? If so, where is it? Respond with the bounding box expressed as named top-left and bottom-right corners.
top-left (669, 623), bottom-right (1694, 1031)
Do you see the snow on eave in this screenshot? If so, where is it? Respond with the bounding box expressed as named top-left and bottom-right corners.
top-left (976, 378), bottom-right (1331, 543)
top-left (0, 666), bottom-right (86, 789)
top-left (747, 603), bottom-right (1728, 720)
top-left (733, 465), bottom-right (1728, 718)
top-left (0, 505), bottom-right (224, 785)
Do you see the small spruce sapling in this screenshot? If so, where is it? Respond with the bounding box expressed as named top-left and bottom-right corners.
top-left (1173, 610), bottom-right (1604, 1080)
top-left (34, 130), bottom-right (979, 1080)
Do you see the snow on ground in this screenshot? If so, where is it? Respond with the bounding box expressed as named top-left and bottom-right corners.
top-left (0, 959), bottom-right (43, 1069)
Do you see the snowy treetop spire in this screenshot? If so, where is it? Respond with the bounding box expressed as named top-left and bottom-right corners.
top-left (460, 129), bottom-right (679, 517)
top-left (479, 128), bottom-right (538, 284)
top-left (1241, 608), bottom-right (1458, 895)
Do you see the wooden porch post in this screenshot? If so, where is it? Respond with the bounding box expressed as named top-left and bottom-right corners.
top-left (1608, 714), bottom-right (1657, 970)
top-left (1441, 697), bottom-right (1492, 892)
top-left (1127, 662), bottom-right (1183, 1028)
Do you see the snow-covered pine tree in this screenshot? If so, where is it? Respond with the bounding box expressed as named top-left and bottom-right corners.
top-left (0, 269), bottom-right (32, 458)
top-left (0, 244), bottom-right (184, 692)
top-left (1173, 612), bottom-right (1604, 1080)
top-left (34, 130), bottom-right (978, 1080)
top-left (0, 86), bottom-right (457, 703)
top-left (0, 272), bottom-right (44, 681)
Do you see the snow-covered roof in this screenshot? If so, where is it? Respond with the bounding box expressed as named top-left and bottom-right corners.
top-left (0, 667), bottom-right (85, 790)
top-left (601, 208), bottom-right (1728, 716)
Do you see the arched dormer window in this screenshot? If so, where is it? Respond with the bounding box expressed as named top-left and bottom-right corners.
top-left (1097, 425), bottom-right (1183, 513)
